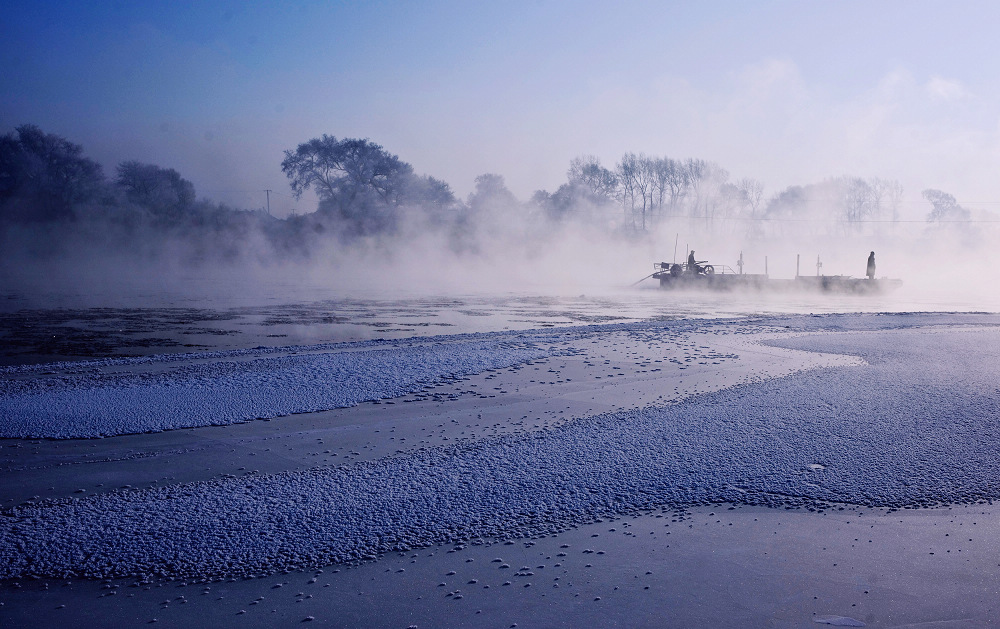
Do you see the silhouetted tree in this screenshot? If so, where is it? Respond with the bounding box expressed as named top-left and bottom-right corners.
top-left (885, 179), bottom-right (904, 223)
top-left (829, 176), bottom-right (901, 230)
top-left (614, 153), bottom-right (730, 230)
top-left (656, 158), bottom-right (690, 213)
top-left (0, 125), bottom-right (106, 222)
top-left (446, 173), bottom-right (522, 249)
top-left (616, 153), bottom-right (642, 229)
top-left (923, 189), bottom-right (970, 223)
top-left (762, 185), bottom-right (808, 236)
top-left (532, 157), bottom-right (619, 223)
top-left (116, 160), bottom-right (196, 219)
top-left (685, 160), bottom-right (729, 225)
top-left (281, 135), bottom-right (416, 234)
top-left (567, 156), bottom-right (618, 202)
top-left (532, 183), bottom-right (579, 221)
top-left (735, 178), bottom-right (764, 213)
top-left (467, 173), bottom-right (518, 214)
top-left (403, 174), bottom-right (458, 224)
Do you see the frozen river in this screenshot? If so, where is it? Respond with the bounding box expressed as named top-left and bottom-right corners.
top-left (3, 277), bottom-right (1000, 627)
top-left (0, 272), bottom-right (986, 367)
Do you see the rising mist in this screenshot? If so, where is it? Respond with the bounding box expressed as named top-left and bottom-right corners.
top-left (2, 123), bottom-right (998, 309)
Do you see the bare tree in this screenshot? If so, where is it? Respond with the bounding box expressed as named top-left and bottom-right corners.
top-left (885, 179), bottom-right (904, 223)
top-left (616, 153), bottom-right (641, 230)
top-left (656, 158), bottom-right (690, 214)
top-left (567, 155), bottom-right (618, 201)
top-left (736, 178), bottom-right (764, 216)
top-left (867, 177), bottom-right (890, 221)
top-left (633, 155), bottom-right (656, 230)
top-left (716, 182), bottom-right (744, 227)
top-left (841, 176), bottom-right (900, 232)
top-left (686, 160), bottom-right (728, 226)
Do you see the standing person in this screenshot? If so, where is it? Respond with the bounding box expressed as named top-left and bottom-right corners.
top-left (688, 250), bottom-right (697, 273)
top-left (866, 251), bottom-right (876, 279)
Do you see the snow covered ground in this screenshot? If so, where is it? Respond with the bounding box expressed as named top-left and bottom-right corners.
top-left (0, 337), bottom-right (555, 438)
top-left (3, 311), bottom-right (1000, 627)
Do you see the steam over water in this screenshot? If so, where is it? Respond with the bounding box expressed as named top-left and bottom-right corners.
top-left (1, 272), bottom-right (993, 367)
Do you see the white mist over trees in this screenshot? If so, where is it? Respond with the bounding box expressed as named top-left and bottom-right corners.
top-left (3, 123), bottom-right (998, 290)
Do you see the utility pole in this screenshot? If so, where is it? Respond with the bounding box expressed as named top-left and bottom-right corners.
top-left (264, 189), bottom-right (272, 215)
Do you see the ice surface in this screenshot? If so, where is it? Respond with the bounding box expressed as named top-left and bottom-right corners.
top-left (0, 317), bottom-right (753, 439)
top-left (4, 315), bottom-right (1000, 581)
top-left (813, 616), bottom-right (866, 626)
top-left (0, 338), bottom-right (553, 438)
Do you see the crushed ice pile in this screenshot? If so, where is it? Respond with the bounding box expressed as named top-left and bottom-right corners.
top-left (4, 314), bottom-right (1000, 581)
top-left (0, 338), bottom-right (552, 438)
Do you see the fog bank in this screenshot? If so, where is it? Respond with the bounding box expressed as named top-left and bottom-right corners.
top-left (3, 125), bottom-right (999, 312)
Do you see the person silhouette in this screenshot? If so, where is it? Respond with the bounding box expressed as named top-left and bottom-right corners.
top-left (688, 250), bottom-right (697, 273)
top-left (866, 251), bottom-right (876, 280)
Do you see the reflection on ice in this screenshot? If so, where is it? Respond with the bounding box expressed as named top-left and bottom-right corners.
top-left (1, 281), bottom-right (989, 366)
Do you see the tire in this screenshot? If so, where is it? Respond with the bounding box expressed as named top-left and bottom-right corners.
top-left (703, 265), bottom-right (715, 275)
top-left (670, 264), bottom-right (683, 277)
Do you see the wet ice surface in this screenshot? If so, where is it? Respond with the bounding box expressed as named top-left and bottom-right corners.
top-left (0, 295), bottom-right (646, 366)
top-left (4, 313), bottom-right (1000, 582)
top-left (0, 288), bottom-right (921, 366)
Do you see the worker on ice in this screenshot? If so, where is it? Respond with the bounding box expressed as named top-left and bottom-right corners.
top-left (866, 251), bottom-right (876, 280)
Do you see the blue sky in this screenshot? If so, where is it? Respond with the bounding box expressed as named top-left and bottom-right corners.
top-left (3, 0), bottom-right (999, 216)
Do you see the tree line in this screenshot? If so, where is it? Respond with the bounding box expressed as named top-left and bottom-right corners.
top-left (0, 123), bottom-right (979, 264)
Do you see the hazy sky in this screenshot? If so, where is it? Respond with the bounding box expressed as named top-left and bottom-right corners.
top-left (4, 0), bottom-right (1000, 217)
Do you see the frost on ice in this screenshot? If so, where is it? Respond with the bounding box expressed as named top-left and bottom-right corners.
top-left (0, 336), bottom-right (552, 439)
top-left (4, 314), bottom-right (1000, 582)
